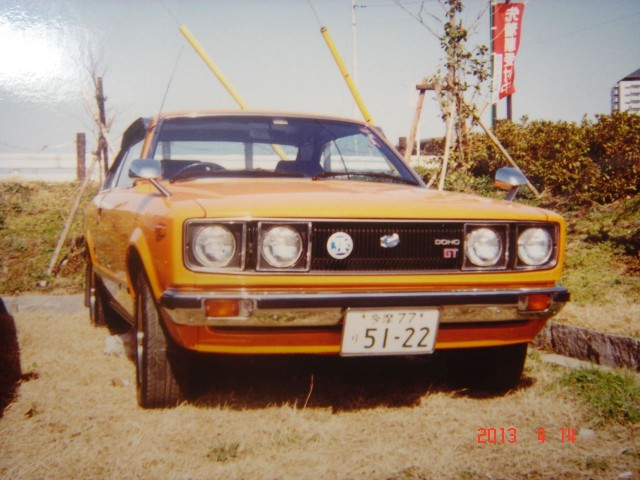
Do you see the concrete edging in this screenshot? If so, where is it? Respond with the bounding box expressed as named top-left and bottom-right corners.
top-left (533, 321), bottom-right (640, 372)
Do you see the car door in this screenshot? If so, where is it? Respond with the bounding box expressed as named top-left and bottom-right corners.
top-left (90, 119), bottom-right (150, 312)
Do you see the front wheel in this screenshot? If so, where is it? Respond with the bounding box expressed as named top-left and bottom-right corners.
top-left (443, 343), bottom-right (528, 393)
top-left (135, 272), bottom-right (189, 408)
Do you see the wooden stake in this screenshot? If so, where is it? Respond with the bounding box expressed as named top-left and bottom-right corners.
top-left (82, 93), bottom-right (115, 157)
top-left (47, 94), bottom-right (116, 277)
top-left (438, 101), bottom-right (456, 191)
top-left (404, 79), bottom-right (433, 163)
top-left (433, 80), bottom-right (456, 191)
top-left (96, 77), bottom-right (109, 177)
top-left (470, 108), bottom-right (540, 197)
top-left (46, 151), bottom-right (100, 276)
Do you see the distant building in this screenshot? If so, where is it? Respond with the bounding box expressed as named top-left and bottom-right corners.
top-left (611, 67), bottom-right (640, 114)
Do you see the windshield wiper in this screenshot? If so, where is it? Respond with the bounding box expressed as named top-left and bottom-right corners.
top-left (312, 171), bottom-right (417, 185)
top-left (170, 168), bottom-right (305, 183)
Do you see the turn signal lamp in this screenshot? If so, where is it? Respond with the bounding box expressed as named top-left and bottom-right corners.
top-left (204, 299), bottom-right (253, 319)
top-left (518, 293), bottom-right (551, 312)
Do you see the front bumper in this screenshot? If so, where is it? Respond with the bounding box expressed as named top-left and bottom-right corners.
top-left (160, 286), bottom-right (570, 327)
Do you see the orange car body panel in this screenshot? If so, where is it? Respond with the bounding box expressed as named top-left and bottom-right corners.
top-left (85, 111), bottom-right (568, 355)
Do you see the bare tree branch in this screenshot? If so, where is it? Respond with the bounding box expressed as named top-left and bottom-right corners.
top-left (396, 0), bottom-right (492, 173)
top-left (393, 0), bottom-right (441, 37)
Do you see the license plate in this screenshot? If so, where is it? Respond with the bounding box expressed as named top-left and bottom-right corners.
top-left (341, 308), bottom-right (439, 356)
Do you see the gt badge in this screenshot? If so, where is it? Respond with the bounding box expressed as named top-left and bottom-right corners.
top-left (327, 232), bottom-right (354, 260)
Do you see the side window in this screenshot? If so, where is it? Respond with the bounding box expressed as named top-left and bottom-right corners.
top-left (111, 139), bottom-right (145, 189)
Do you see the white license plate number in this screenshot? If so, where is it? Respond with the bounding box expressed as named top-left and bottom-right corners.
top-left (341, 308), bottom-right (439, 356)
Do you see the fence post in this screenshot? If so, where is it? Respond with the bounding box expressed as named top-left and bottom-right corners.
top-left (76, 133), bottom-right (86, 181)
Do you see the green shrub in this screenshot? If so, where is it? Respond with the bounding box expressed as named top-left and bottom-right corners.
top-left (586, 112), bottom-right (640, 202)
top-left (463, 113), bottom-right (640, 205)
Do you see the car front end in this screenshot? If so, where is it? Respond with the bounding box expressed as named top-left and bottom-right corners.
top-left (87, 110), bottom-right (570, 407)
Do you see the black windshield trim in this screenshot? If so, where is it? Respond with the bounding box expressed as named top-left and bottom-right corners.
top-left (169, 168), bottom-right (306, 183)
top-left (312, 171), bottom-right (419, 186)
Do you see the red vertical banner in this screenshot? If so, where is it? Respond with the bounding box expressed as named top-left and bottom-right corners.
top-left (493, 2), bottom-right (525, 101)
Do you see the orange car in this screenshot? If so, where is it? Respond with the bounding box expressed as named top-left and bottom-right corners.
top-left (85, 111), bottom-right (569, 408)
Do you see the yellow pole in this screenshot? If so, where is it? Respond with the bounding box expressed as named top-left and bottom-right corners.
top-left (179, 25), bottom-right (248, 109)
top-left (179, 25), bottom-right (287, 160)
top-left (320, 26), bottom-right (374, 125)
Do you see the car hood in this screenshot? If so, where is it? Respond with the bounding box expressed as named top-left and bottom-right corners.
top-left (165, 178), bottom-right (557, 222)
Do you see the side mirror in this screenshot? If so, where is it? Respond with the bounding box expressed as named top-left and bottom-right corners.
top-left (129, 159), bottom-right (170, 197)
top-left (129, 158), bottom-right (162, 179)
top-left (495, 167), bottom-right (527, 201)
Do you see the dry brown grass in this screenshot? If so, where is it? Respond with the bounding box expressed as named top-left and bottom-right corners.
top-left (557, 293), bottom-right (640, 338)
top-left (1, 295), bottom-right (639, 479)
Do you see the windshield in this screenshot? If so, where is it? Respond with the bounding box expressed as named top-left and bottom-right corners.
top-left (151, 115), bottom-right (419, 185)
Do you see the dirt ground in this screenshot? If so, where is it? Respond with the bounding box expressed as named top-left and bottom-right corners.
top-left (0, 295), bottom-right (639, 479)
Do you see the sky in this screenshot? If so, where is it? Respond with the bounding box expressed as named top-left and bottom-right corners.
top-left (0, 0), bottom-right (639, 157)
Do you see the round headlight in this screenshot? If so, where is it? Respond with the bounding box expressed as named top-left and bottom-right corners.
top-left (465, 227), bottom-right (503, 267)
top-left (193, 225), bottom-right (236, 268)
top-left (261, 226), bottom-right (303, 268)
top-left (518, 228), bottom-right (553, 266)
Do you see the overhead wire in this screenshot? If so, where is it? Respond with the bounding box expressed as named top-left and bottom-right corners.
top-left (306, 0), bottom-right (324, 27)
top-left (157, 45), bottom-right (184, 116)
top-left (526, 10), bottom-right (640, 47)
top-left (159, 0), bottom-right (181, 28)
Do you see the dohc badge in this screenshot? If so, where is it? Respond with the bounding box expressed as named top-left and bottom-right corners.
top-left (327, 232), bottom-right (354, 260)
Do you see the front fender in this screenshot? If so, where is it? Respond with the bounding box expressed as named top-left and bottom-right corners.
top-left (126, 227), bottom-right (161, 302)
top-left (84, 229), bottom-right (97, 266)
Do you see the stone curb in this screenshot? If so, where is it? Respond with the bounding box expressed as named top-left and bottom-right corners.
top-left (533, 321), bottom-right (640, 372)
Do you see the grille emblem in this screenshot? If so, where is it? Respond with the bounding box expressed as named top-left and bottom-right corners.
top-left (327, 232), bottom-right (354, 260)
top-left (380, 233), bottom-right (400, 248)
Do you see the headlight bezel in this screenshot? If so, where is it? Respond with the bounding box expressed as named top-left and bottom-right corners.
top-left (463, 225), bottom-right (508, 270)
top-left (184, 220), bottom-right (246, 272)
top-left (257, 222), bottom-right (311, 272)
top-left (192, 225), bottom-right (237, 268)
top-left (515, 225), bottom-right (558, 270)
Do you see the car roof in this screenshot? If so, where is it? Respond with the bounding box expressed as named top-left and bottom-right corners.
top-left (153, 110), bottom-right (369, 126)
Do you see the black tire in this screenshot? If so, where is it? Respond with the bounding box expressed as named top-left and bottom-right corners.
top-left (444, 343), bottom-right (528, 393)
top-left (86, 259), bottom-right (107, 327)
top-left (135, 272), bottom-right (189, 408)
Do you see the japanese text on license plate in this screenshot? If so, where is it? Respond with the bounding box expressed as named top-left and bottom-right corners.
top-left (341, 308), bottom-right (439, 356)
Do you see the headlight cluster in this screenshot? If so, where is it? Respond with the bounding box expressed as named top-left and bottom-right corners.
top-left (185, 220), bottom-right (557, 273)
top-left (464, 224), bottom-right (556, 270)
top-left (185, 220), bottom-right (310, 272)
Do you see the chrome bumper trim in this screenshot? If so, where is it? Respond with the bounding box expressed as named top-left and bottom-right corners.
top-left (159, 287), bottom-right (569, 327)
